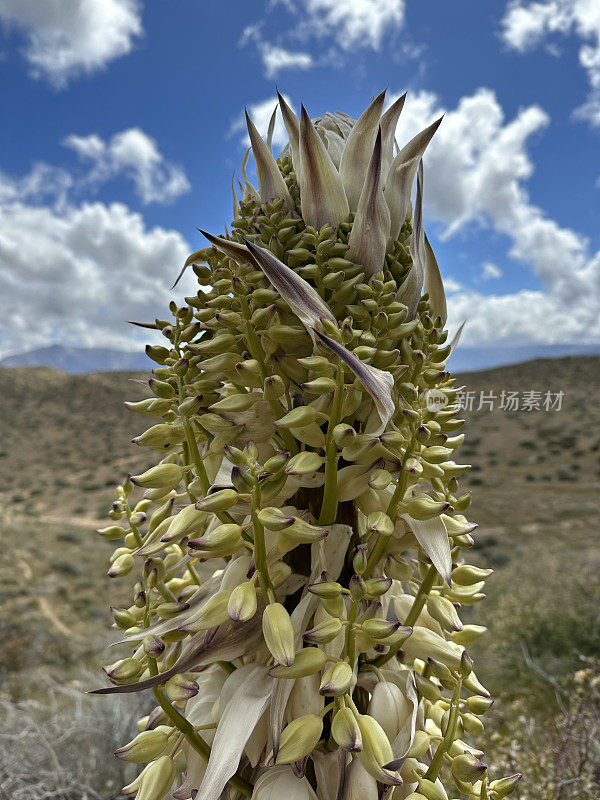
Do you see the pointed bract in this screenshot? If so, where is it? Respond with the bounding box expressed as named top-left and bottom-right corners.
top-left (316, 332), bottom-right (395, 436)
top-left (246, 109), bottom-right (293, 209)
top-left (340, 90), bottom-right (386, 211)
top-left (299, 105), bottom-right (349, 229)
top-left (278, 91), bottom-right (300, 173)
top-left (245, 238), bottom-right (337, 337)
top-left (380, 92), bottom-right (406, 177)
top-left (347, 128), bottom-right (391, 277)
top-left (424, 232), bottom-right (447, 326)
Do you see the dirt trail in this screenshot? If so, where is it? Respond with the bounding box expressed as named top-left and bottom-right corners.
top-left (16, 551), bottom-right (82, 640)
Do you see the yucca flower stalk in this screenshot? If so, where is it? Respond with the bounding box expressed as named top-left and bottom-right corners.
top-left (94, 91), bottom-right (521, 800)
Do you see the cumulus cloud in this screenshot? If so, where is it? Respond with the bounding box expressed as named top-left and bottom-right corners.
top-left (501, 0), bottom-right (600, 126)
top-left (240, 23), bottom-right (314, 79)
top-left (230, 95), bottom-right (295, 149)
top-left (63, 128), bottom-right (190, 204)
top-left (0, 0), bottom-right (143, 87)
top-left (0, 188), bottom-right (193, 356)
top-left (482, 262), bottom-right (503, 279)
top-left (389, 88), bottom-right (600, 343)
top-left (241, 0), bottom-right (406, 78)
top-left (298, 0), bottom-right (406, 50)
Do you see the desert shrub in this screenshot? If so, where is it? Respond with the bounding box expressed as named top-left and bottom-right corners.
top-left (0, 677), bottom-right (149, 800)
top-left (487, 657), bottom-right (600, 800)
top-left (475, 547), bottom-right (600, 695)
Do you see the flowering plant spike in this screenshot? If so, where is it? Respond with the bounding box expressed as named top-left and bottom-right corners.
top-left (96, 92), bottom-right (521, 800)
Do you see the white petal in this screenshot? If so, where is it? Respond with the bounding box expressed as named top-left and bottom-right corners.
top-left (197, 666), bottom-right (272, 800)
top-left (399, 511), bottom-right (451, 585)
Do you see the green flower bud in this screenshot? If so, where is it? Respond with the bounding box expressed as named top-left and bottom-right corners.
top-left (451, 752), bottom-right (487, 783)
top-left (194, 488), bottom-right (240, 511)
top-left (97, 525), bottom-right (126, 541)
top-left (466, 695), bottom-right (494, 715)
top-left (319, 661), bottom-right (354, 696)
top-left (227, 581), bottom-right (257, 622)
top-left (274, 714), bottom-right (323, 764)
top-left (103, 657), bottom-right (143, 684)
top-left (257, 506), bottom-right (295, 531)
top-left (121, 756), bottom-right (177, 800)
top-left (353, 546), bottom-right (368, 576)
top-left (366, 511), bottom-right (394, 536)
top-left (284, 451), bottom-right (324, 475)
top-left (108, 552), bottom-right (134, 578)
top-left (149, 379), bottom-right (176, 399)
top-left (269, 647), bottom-right (327, 678)
top-left (408, 730), bottom-right (431, 758)
top-left (188, 523), bottom-right (243, 554)
top-left (165, 674), bottom-right (199, 702)
top-left (488, 774), bottom-right (523, 798)
top-left (332, 706), bottom-right (363, 752)
top-left (356, 713), bottom-right (396, 782)
top-left (275, 405), bottom-right (325, 429)
top-left (115, 727), bottom-right (171, 762)
top-left (427, 595), bottom-right (463, 632)
top-left (309, 574), bottom-right (343, 599)
top-left (143, 634), bottom-right (165, 658)
top-left (263, 451), bottom-right (291, 473)
top-left (263, 602), bottom-right (295, 666)
top-left (303, 617), bottom-right (343, 645)
top-left (361, 618), bottom-right (401, 641)
top-left (406, 497), bottom-right (451, 521)
top-left (451, 564), bottom-right (493, 585)
top-left (418, 778), bottom-right (448, 800)
top-left (333, 423), bottom-right (357, 447)
top-left (363, 577), bottom-right (393, 598)
top-left (451, 624), bottom-right (487, 646)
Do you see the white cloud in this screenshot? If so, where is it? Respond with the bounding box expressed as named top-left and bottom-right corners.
top-left (0, 187), bottom-right (193, 356)
top-left (482, 261), bottom-right (503, 279)
top-left (230, 95), bottom-right (295, 150)
top-left (63, 128), bottom-right (190, 204)
top-left (444, 277), bottom-right (463, 293)
top-left (388, 88), bottom-right (600, 343)
top-left (501, 0), bottom-right (600, 126)
top-left (239, 22), bottom-right (313, 79)
top-left (261, 44), bottom-right (314, 78)
top-left (301, 0), bottom-right (406, 50)
top-left (242, 0), bottom-right (406, 78)
top-left (0, 0), bottom-right (143, 87)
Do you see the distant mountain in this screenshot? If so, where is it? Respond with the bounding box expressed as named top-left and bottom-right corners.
top-left (0, 345), bottom-right (150, 373)
top-left (449, 343), bottom-right (600, 373)
top-left (1, 342), bottom-right (599, 374)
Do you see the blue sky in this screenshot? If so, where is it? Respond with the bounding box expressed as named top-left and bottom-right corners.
top-left (0, 0), bottom-right (598, 356)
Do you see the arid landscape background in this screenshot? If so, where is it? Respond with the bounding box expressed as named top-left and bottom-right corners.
top-left (1, 356), bottom-right (599, 798)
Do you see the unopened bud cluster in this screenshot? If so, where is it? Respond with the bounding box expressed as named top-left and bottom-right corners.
top-left (96, 92), bottom-right (520, 799)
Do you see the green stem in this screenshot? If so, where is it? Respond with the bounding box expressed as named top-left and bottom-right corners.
top-left (148, 659), bottom-right (252, 796)
top-left (424, 676), bottom-right (463, 781)
top-left (318, 363), bottom-right (345, 525)
top-left (344, 599), bottom-right (359, 666)
top-left (238, 294), bottom-right (298, 455)
top-left (250, 482), bottom-right (275, 602)
top-left (370, 564), bottom-right (437, 668)
top-left (364, 440), bottom-right (415, 578)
